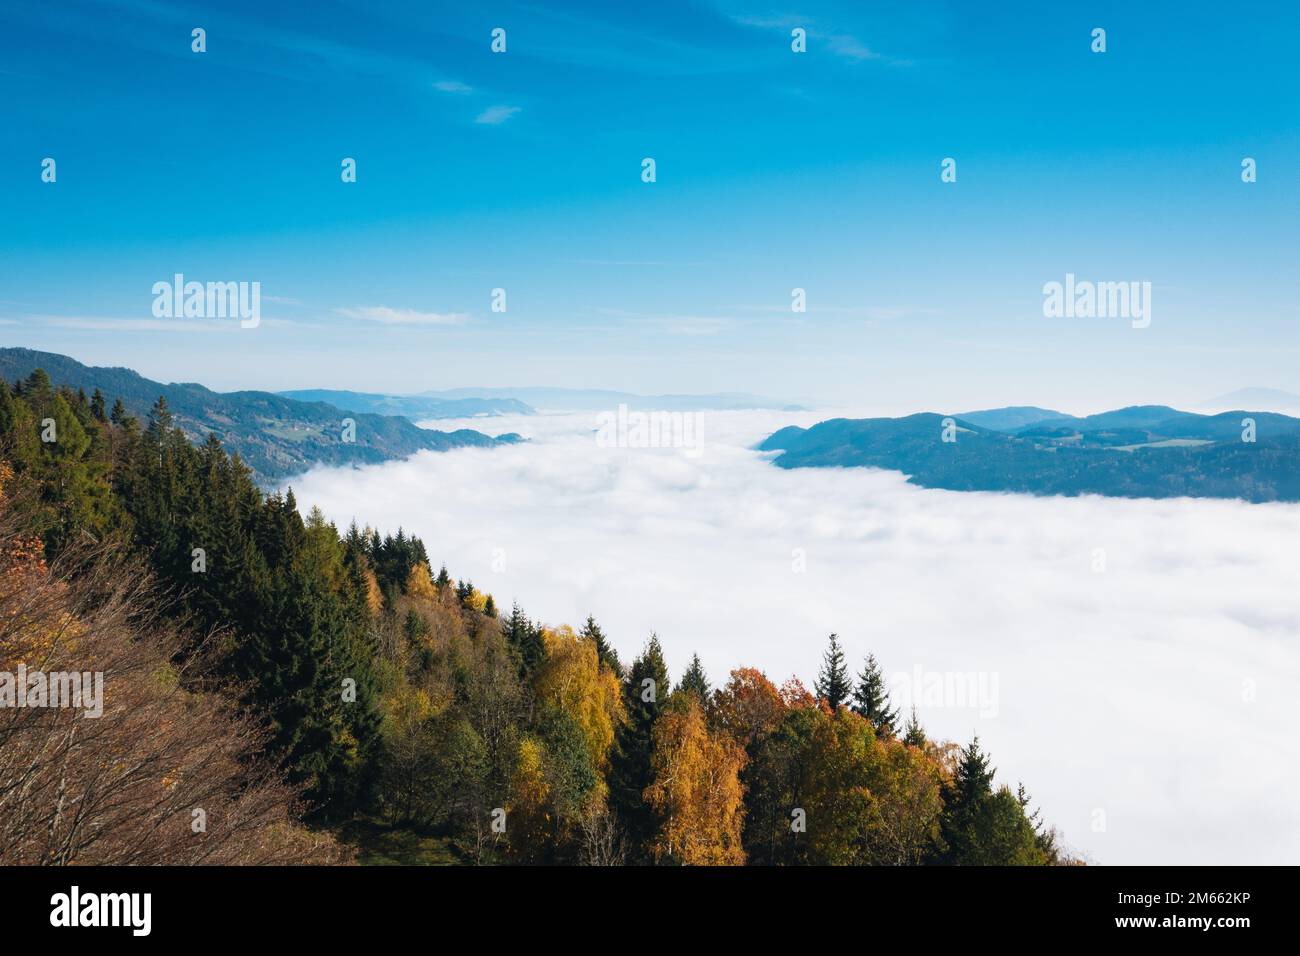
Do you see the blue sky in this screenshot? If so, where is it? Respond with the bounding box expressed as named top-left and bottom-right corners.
top-left (2, 0), bottom-right (1298, 409)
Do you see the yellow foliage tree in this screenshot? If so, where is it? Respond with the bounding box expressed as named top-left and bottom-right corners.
top-left (798, 708), bottom-right (944, 865)
top-left (645, 699), bottom-right (747, 865)
top-left (507, 735), bottom-right (551, 862)
top-left (532, 625), bottom-right (625, 779)
top-left (405, 561), bottom-right (437, 601)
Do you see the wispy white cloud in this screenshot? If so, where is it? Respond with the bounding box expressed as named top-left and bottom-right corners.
top-left (474, 104), bottom-right (521, 125)
top-left (30, 314), bottom-right (237, 333)
top-left (337, 305), bottom-right (468, 326)
top-left (593, 307), bottom-right (739, 335)
top-left (433, 80), bottom-right (473, 94)
top-left (826, 33), bottom-right (880, 61)
top-left (732, 13), bottom-right (888, 63)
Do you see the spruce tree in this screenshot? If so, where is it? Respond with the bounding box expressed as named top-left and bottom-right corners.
top-left (814, 633), bottom-right (851, 709)
top-left (851, 653), bottom-right (899, 737)
top-left (579, 614), bottom-right (621, 674)
top-left (902, 706), bottom-right (926, 748)
top-left (678, 653), bottom-right (710, 706)
top-left (937, 736), bottom-right (997, 864)
top-left (608, 634), bottom-right (670, 862)
top-left (503, 602), bottom-right (544, 676)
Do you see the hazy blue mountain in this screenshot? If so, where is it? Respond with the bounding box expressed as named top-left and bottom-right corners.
top-left (1200, 388), bottom-right (1300, 415)
top-left (0, 348), bottom-right (517, 482)
top-left (953, 406), bottom-right (1068, 431)
top-left (279, 389), bottom-right (533, 420)
top-left (760, 407), bottom-right (1300, 502)
top-left (1007, 405), bottom-right (1187, 434)
top-left (422, 386), bottom-right (804, 412)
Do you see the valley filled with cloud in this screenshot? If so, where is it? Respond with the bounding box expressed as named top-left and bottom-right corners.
top-left (291, 408), bottom-right (1300, 865)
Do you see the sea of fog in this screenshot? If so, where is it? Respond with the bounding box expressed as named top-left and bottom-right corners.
top-left (289, 407), bottom-right (1300, 865)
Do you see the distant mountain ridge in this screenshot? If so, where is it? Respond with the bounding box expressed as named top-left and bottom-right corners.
top-left (0, 349), bottom-right (518, 482)
top-left (760, 405), bottom-right (1300, 502)
top-left (1199, 388), bottom-right (1300, 416)
top-left (278, 389), bottom-right (533, 420)
top-left (421, 386), bottom-right (805, 412)
top-left (950, 406), bottom-right (1069, 431)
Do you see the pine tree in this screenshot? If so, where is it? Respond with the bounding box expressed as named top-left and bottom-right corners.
top-left (146, 395), bottom-right (173, 434)
top-left (902, 706), bottom-right (926, 748)
top-left (579, 614), bottom-right (621, 674)
top-left (678, 653), bottom-right (710, 706)
top-left (435, 563), bottom-right (451, 589)
top-left (851, 653), bottom-right (899, 737)
top-left (90, 388), bottom-right (107, 422)
top-left (1017, 782), bottom-right (1060, 861)
top-left (503, 602), bottom-right (544, 676)
top-left (814, 633), bottom-right (851, 709)
top-left (951, 737), bottom-right (995, 804)
top-left (608, 634), bottom-right (670, 863)
top-left (937, 736), bottom-right (997, 864)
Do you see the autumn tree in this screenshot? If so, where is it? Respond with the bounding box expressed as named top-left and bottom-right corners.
top-left (532, 624), bottom-right (624, 780)
top-left (712, 667), bottom-right (787, 747)
top-left (645, 697), bottom-right (747, 865)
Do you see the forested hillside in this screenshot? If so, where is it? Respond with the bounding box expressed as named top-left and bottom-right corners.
top-left (1, 367), bottom-right (1072, 865)
top-left (0, 349), bottom-right (517, 481)
top-left (762, 409), bottom-right (1300, 502)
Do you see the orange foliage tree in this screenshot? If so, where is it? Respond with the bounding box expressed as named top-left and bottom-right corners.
top-left (645, 697), bottom-right (747, 865)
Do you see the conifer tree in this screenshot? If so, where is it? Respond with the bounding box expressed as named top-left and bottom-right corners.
top-left (0, 379), bottom-right (16, 439)
top-left (814, 633), bottom-right (851, 709)
top-left (678, 653), bottom-right (710, 706)
top-left (608, 634), bottom-right (670, 862)
top-left (937, 736), bottom-right (997, 864)
top-left (902, 706), bottom-right (926, 748)
top-left (851, 653), bottom-right (899, 737)
top-left (109, 397), bottom-right (135, 430)
top-left (503, 602), bottom-right (544, 675)
top-left (580, 614), bottom-right (621, 674)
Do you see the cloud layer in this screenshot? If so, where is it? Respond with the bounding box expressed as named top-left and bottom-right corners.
top-left (289, 409), bottom-right (1300, 864)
